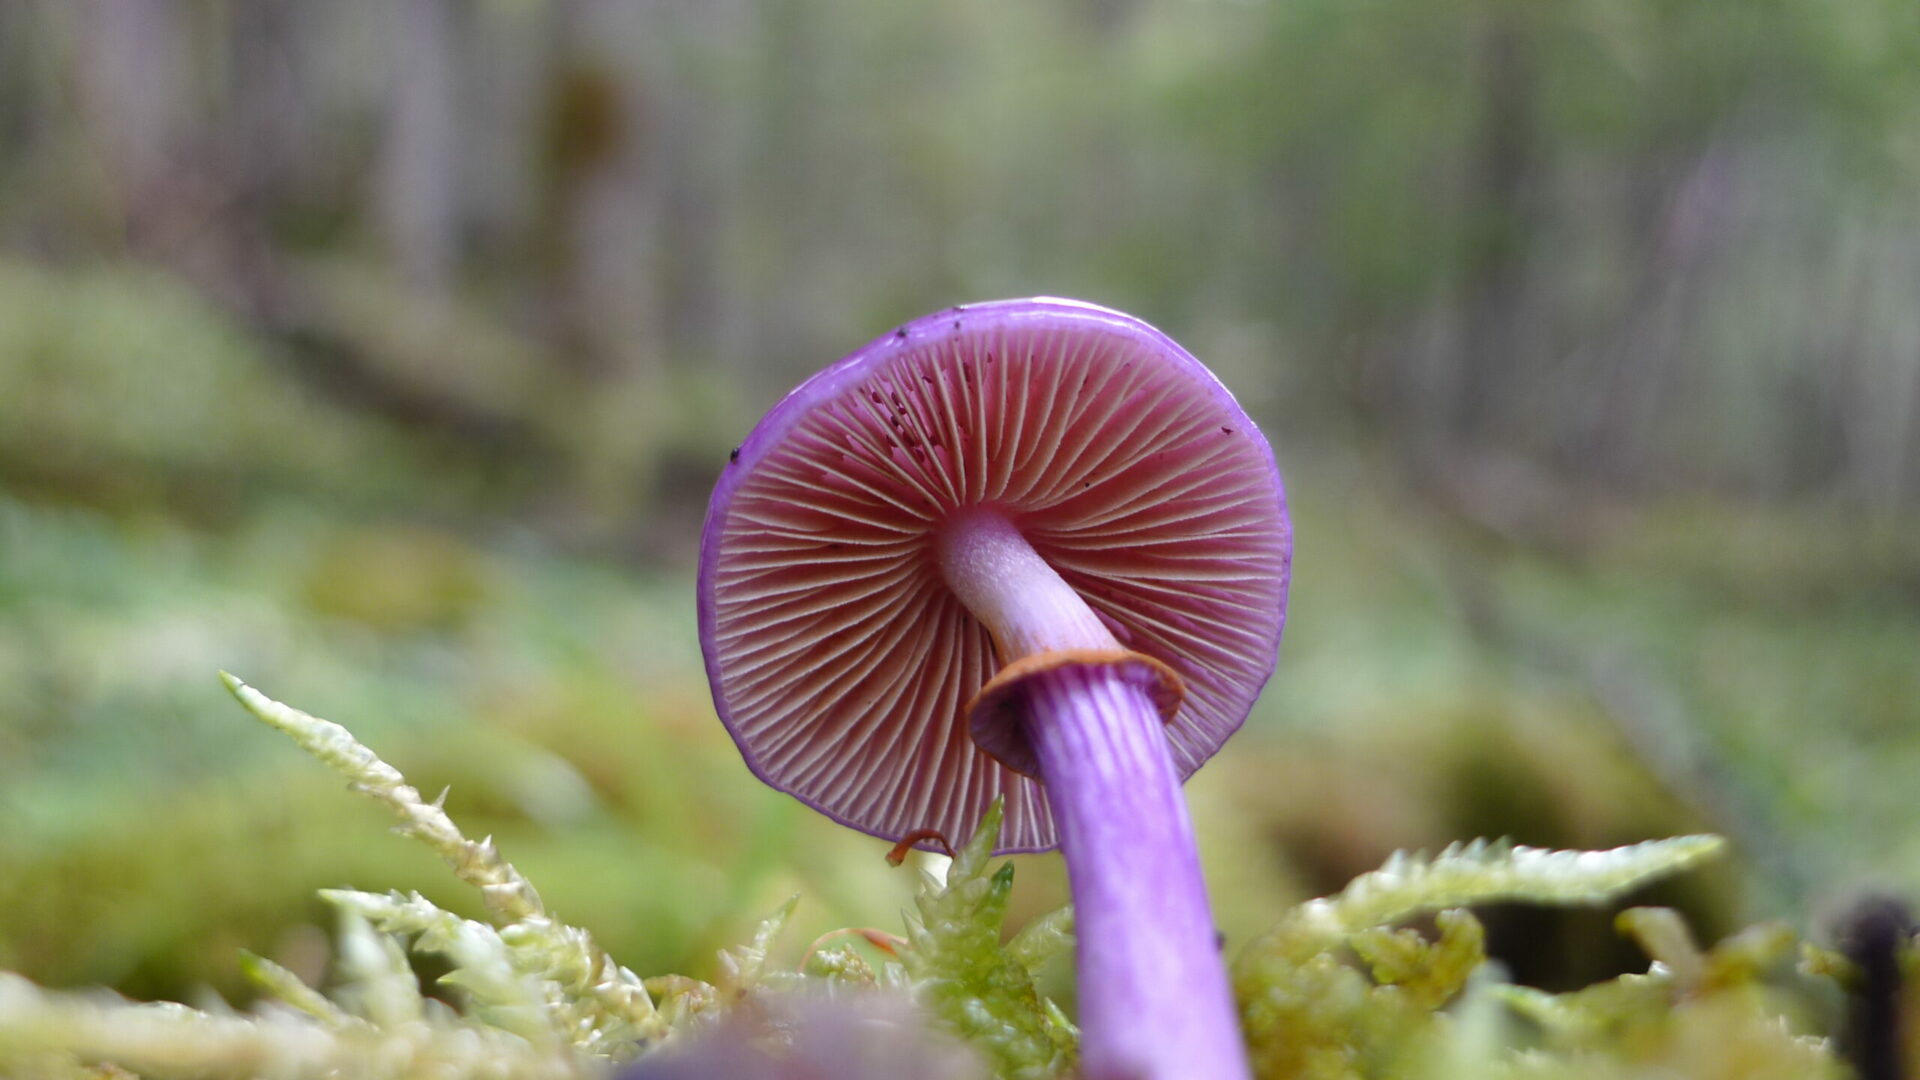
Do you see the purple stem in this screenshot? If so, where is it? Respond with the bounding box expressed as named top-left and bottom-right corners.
top-left (1024, 663), bottom-right (1249, 1080)
top-left (938, 508), bottom-right (1250, 1080)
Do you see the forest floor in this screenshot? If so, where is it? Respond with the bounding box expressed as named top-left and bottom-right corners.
top-left (2, 457), bottom-right (1916, 1006)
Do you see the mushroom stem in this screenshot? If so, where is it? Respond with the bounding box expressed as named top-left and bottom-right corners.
top-left (939, 508), bottom-right (1250, 1080)
top-left (938, 507), bottom-right (1119, 658)
top-left (1026, 665), bottom-right (1249, 1080)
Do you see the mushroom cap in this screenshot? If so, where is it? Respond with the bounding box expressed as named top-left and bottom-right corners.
top-left (698, 298), bottom-right (1291, 852)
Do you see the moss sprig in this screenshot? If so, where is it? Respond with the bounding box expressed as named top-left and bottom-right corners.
top-left (220, 674), bottom-right (663, 1051)
top-left (889, 799), bottom-right (1078, 1080)
top-left (1225, 833), bottom-right (1843, 1080)
top-left (1277, 834), bottom-right (1725, 948)
top-left (0, 971), bottom-right (584, 1080)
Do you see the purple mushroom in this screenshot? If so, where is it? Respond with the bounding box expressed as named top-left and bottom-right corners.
top-left (699, 298), bottom-right (1291, 1080)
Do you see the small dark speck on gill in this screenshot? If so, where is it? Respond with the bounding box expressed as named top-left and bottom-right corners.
top-left (894, 327), bottom-right (908, 340)
top-left (729, 446), bottom-right (741, 463)
top-left (1221, 426), bottom-right (1234, 434)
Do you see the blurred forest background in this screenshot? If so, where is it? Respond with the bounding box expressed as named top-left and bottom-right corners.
top-left (2, 0), bottom-right (1919, 1013)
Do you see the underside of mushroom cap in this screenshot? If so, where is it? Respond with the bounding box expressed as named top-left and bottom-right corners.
top-left (698, 298), bottom-right (1292, 853)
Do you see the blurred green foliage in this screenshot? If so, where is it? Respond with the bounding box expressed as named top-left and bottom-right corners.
top-left (0, 1), bottom-right (1918, 1073)
top-left (0, 261), bottom-right (422, 511)
top-left (0, 497), bottom-right (927, 1000)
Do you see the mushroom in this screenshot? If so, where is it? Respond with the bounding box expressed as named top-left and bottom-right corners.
top-left (699, 298), bottom-right (1290, 1080)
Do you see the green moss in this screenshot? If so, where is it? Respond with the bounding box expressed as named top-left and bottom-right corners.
top-left (0, 681), bottom-right (1904, 1080)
